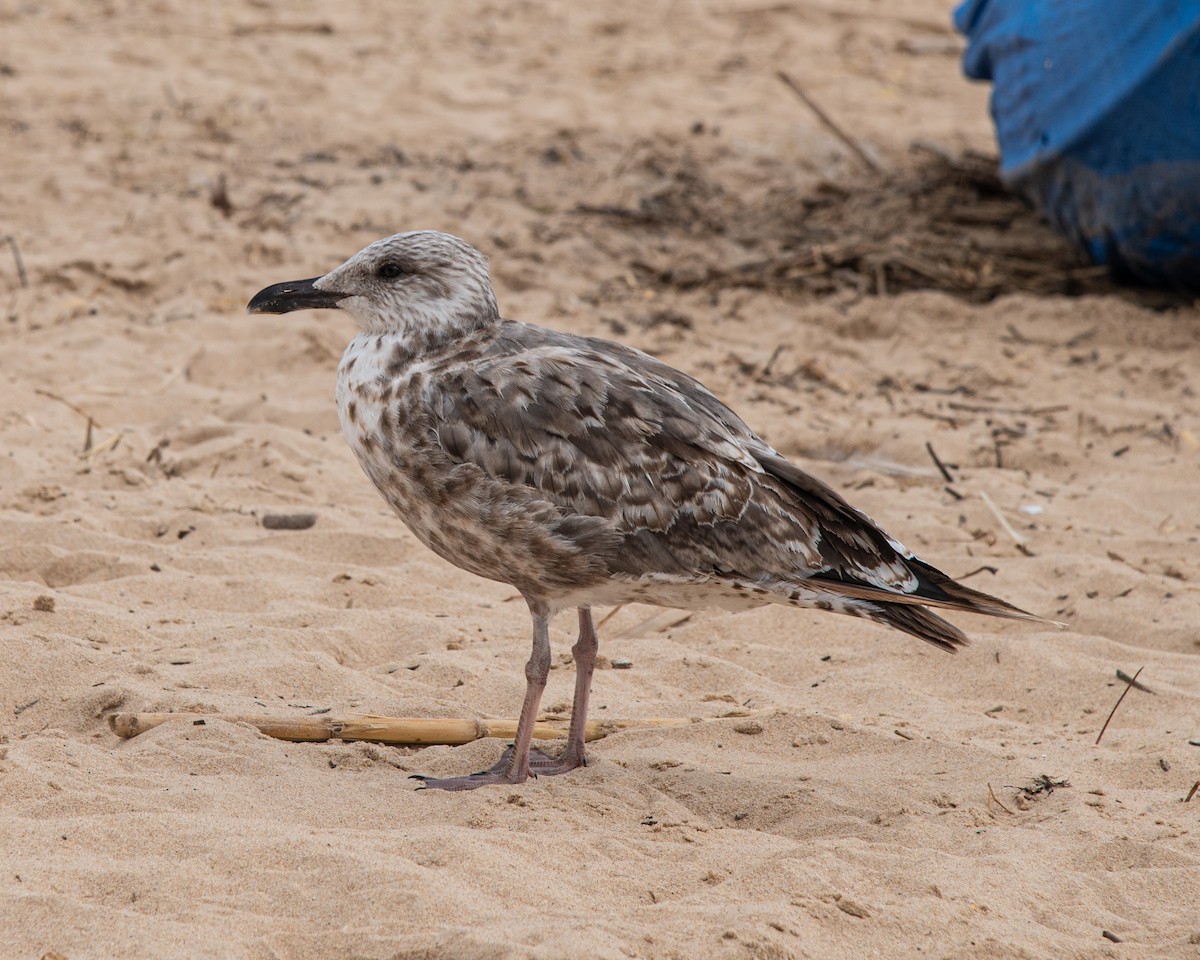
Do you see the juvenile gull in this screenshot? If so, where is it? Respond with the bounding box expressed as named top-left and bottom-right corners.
top-left (248, 231), bottom-right (1048, 791)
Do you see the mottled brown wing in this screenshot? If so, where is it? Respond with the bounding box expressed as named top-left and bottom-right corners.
top-left (423, 323), bottom-right (925, 592)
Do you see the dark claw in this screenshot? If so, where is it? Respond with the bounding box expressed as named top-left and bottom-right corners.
top-left (409, 743), bottom-right (586, 791)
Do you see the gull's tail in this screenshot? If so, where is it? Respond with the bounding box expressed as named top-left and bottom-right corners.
top-left (808, 558), bottom-right (1063, 653)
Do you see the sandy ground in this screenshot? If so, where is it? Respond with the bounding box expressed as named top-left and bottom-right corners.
top-left (2, 2), bottom-right (1199, 958)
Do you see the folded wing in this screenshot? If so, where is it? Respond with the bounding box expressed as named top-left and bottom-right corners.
top-left (424, 323), bottom-right (1045, 649)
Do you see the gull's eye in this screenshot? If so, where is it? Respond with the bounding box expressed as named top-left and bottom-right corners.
top-left (378, 262), bottom-right (404, 279)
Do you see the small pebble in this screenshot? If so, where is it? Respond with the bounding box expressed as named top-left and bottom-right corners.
top-left (262, 512), bottom-right (318, 530)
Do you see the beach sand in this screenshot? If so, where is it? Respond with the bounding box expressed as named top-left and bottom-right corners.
top-left (2, 2), bottom-right (1198, 957)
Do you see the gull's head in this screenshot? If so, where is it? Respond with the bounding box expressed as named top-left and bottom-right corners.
top-left (247, 231), bottom-right (500, 337)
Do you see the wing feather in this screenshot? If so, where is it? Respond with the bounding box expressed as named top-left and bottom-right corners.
top-left (422, 322), bottom-right (1046, 627)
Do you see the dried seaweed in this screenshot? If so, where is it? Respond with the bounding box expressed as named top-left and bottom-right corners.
top-left (577, 147), bottom-right (1182, 306)
top-left (1018, 774), bottom-right (1071, 798)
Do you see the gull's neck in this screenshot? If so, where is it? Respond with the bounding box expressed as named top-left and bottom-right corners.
top-left (355, 296), bottom-right (499, 343)
top-left (349, 301), bottom-right (503, 375)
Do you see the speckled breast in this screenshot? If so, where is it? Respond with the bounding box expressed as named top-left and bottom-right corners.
top-left (333, 333), bottom-right (606, 598)
top-left (335, 333), bottom-right (456, 547)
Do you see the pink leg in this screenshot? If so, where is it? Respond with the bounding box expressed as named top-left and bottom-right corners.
top-left (526, 606), bottom-right (597, 776)
top-left (413, 606), bottom-right (552, 791)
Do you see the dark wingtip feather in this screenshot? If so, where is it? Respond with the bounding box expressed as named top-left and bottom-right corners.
top-left (907, 558), bottom-right (1059, 625)
top-left (756, 452), bottom-right (1060, 629)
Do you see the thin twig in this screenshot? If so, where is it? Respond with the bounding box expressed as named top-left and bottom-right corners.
top-left (987, 782), bottom-right (1013, 815)
top-left (956, 565), bottom-right (998, 581)
top-left (4, 234), bottom-right (29, 288)
top-left (610, 608), bottom-right (693, 641)
top-left (759, 343), bottom-right (786, 379)
top-left (596, 605), bottom-right (626, 629)
top-left (1185, 781), bottom-right (1199, 803)
top-left (776, 71), bottom-right (881, 173)
top-left (1095, 666), bottom-right (1144, 746)
top-left (80, 432), bottom-right (121, 460)
top-left (946, 401), bottom-right (1069, 416)
top-left (34, 389), bottom-right (102, 427)
top-left (978, 490), bottom-right (1027, 545)
top-left (924, 441), bottom-right (955, 482)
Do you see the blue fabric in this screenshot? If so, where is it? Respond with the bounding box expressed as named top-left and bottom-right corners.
top-left (954, 0), bottom-right (1200, 290)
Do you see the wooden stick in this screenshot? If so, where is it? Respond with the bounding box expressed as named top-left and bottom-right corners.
top-left (108, 712), bottom-right (699, 745)
top-left (776, 71), bottom-right (881, 173)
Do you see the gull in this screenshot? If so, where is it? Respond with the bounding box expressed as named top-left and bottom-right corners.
top-left (248, 231), bottom-right (1048, 791)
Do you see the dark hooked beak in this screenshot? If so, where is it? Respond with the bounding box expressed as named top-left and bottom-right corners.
top-left (246, 277), bottom-right (350, 314)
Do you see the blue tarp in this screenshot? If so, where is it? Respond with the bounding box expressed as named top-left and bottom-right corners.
top-left (954, 0), bottom-right (1200, 291)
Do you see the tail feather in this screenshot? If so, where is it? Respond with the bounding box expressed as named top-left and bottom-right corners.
top-left (807, 560), bottom-right (1058, 627)
top-left (752, 449), bottom-right (1061, 634)
top-left (798, 561), bottom-right (1064, 654)
top-left (861, 602), bottom-right (970, 653)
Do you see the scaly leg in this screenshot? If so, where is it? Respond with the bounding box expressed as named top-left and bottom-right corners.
top-left (413, 605), bottom-right (552, 791)
top-left (526, 606), bottom-right (598, 776)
